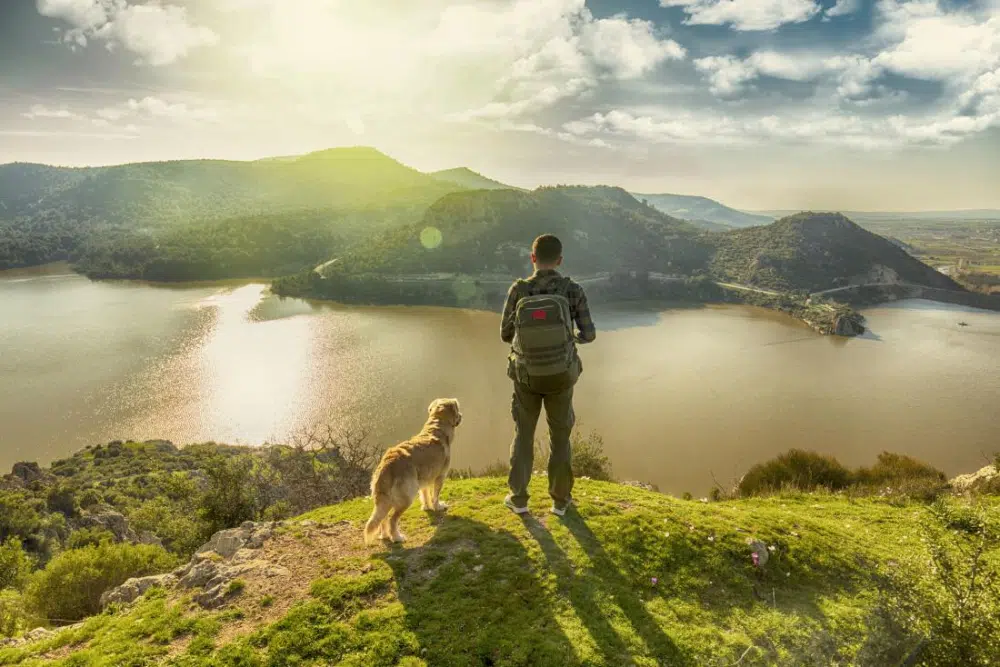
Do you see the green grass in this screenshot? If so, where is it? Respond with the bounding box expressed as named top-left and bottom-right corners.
top-left (2, 478), bottom-right (997, 666)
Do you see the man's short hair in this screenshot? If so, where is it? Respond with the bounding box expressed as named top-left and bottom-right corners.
top-left (532, 234), bottom-right (562, 264)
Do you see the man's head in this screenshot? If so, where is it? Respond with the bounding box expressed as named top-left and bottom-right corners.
top-left (531, 234), bottom-right (563, 270)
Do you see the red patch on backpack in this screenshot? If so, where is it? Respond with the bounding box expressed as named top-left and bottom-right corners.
top-left (532, 310), bottom-right (547, 320)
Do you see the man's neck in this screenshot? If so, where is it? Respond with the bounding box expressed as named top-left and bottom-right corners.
top-left (533, 265), bottom-right (560, 274)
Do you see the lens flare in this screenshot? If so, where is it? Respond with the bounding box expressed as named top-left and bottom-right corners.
top-left (420, 227), bottom-right (443, 249)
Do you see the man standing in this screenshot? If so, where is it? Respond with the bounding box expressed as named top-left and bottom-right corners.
top-left (501, 234), bottom-right (596, 517)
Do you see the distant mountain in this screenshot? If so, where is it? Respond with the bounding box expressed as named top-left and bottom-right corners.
top-left (313, 185), bottom-right (712, 277)
top-left (708, 212), bottom-right (963, 292)
top-left (0, 147), bottom-right (465, 270)
top-left (429, 167), bottom-right (516, 191)
top-left (756, 209), bottom-right (1000, 222)
top-left (632, 193), bottom-right (773, 229)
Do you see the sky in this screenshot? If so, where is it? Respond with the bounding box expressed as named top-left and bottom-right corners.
top-left (0, 0), bottom-right (998, 211)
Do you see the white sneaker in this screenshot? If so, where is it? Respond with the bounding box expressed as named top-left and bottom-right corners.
top-left (504, 496), bottom-right (529, 515)
top-left (551, 499), bottom-right (573, 517)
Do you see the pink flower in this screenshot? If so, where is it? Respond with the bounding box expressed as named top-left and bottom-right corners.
top-left (751, 552), bottom-right (760, 567)
top-left (651, 577), bottom-right (658, 586)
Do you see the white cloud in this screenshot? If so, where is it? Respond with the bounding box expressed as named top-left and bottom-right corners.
top-left (37, 0), bottom-right (218, 65)
top-left (825, 0), bottom-right (861, 19)
top-left (560, 106), bottom-right (1000, 150)
top-left (659, 0), bottom-right (822, 31)
top-left (96, 96), bottom-right (222, 123)
top-left (872, 0), bottom-right (1000, 82)
top-left (21, 104), bottom-right (86, 121)
top-left (694, 51), bottom-right (833, 96)
top-left (217, 0), bottom-right (684, 127)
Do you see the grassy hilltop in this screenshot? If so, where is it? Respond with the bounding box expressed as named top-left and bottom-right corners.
top-left (0, 441), bottom-right (998, 666)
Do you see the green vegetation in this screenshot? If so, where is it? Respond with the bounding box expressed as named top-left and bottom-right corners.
top-left (736, 450), bottom-right (948, 500)
top-left (0, 148), bottom-right (464, 276)
top-left (429, 168), bottom-right (516, 191)
top-left (634, 192), bottom-right (773, 229)
top-left (709, 212), bottom-right (961, 292)
top-left (0, 476), bottom-right (996, 665)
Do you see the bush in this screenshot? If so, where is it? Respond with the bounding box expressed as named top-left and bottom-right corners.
top-left (25, 542), bottom-right (178, 622)
top-left (199, 454), bottom-right (276, 533)
top-left (0, 538), bottom-right (34, 591)
top-left (65, 527), bottom-right (115, 550)
top-left (0, 590), bottom-right (30, 638)
top-left (738, 449), bottom-right (852, 496)
top-left (129, 497), bottom-right (210, 556)
top-left (571, 431), bottom-right (614, 482)
top-left (854, 452), bottom-right (948, 500)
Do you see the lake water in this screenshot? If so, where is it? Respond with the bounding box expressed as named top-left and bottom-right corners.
top-left (2, 264), bottom-right (998, 494)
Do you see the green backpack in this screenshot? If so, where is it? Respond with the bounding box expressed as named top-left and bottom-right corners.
top-left (511, 288), bottom-right (579, 392)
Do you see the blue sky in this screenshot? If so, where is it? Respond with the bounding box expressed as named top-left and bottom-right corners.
top-left (1, 0), bottom-right (998, 210)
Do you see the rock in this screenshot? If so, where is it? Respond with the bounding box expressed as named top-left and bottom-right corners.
top-left (749, 540), bottom-right (770, 567)
top-left (100, 574), bottom-right (177, 607)
top-left (621, 480), bottom-right (660, 492)
top-left (24, 627), bottom-right (52, 642)
top-left (833, 314), bottom-right (865, 337)
top-left (77, 510), bottom-right (134, 542)
top-left (11, 462), bottom-right (43, 483)
top-left (950, 465), bottom-right (999, 493)
top-left (196, 526), bottom-right (252, 560)
top-left (179, 560), bottom-right (222, 589)
top-left (137, 531), bottom-right (163, 548)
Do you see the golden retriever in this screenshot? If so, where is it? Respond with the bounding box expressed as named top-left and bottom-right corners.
top-left (364, 398), bottom-right (463, 544)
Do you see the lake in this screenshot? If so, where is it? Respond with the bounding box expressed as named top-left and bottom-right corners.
top-left (2, 264), bottom-right (998, 494)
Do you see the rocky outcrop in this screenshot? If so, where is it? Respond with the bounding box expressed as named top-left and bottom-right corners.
top-left (950, 465), bottom-right (999, 493)
top-left (100, 574), bottom-right (177, 607)
top-left (100, 520), bottom-right (286, 611)
top-left (76, 510), bottom-right (135, 542)
top-left (833, 313), bottom-right (866, 337)
top-left (11, 462), bottom-right (43, 483)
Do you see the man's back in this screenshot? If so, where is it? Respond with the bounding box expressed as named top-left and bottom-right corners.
top-left (500, 269), bottom-right (596, 346)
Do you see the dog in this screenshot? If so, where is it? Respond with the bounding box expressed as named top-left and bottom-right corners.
top-left (364, 398), bottom-right (463, 544)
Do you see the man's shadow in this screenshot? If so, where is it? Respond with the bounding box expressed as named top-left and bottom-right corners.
top-left (379, 515), bottom-right (581, 666)
top-left (522, 514), bottom-right (690, 667)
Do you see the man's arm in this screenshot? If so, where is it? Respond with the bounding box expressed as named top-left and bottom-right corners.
top-left (500, 282), bottom-right (519, 343)
top-left (569, 282), bottom-right (596, 344)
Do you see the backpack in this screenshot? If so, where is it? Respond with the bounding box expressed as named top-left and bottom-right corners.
top-left (510, 286), bottom-right (579, 392)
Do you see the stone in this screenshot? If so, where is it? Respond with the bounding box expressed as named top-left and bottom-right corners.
top-left (621, 480), bottom-right (660, 492)
top-left (196, 526), bottom-right (252, 560)
top-left (178, 560), bottom-right (221, 589)
top-left (833, 314), bottom-right (866, 337)
top-left (950, 465), bottom-right (999, 493)
top-left (136, 531), bottom-right (163, 548)
top-left (77, 510), bottom-right (134, 542)
top-left (11, 462), bottom-right (43, 483)
top-left (100, 574), bottom-right (177, 607)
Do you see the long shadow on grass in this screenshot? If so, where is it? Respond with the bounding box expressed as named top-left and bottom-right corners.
top-left (380, 515), bottom-right (580, 667)
top-left (524, 515), bottom-right (691, 667)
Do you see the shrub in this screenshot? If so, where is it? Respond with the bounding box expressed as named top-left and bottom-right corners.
top-left (854, 452), bottom-right (948, 500)
top-left (571, 431), bottom-right (614, 482)
top-left (199, 455), bottom-right (275, 533)
top-left (738, 449), bottom-right (851, 496)
top-left (0, 590), bottom-right (30, 638)
top-left (0, 538), bottom-right (34, 591)
top-left (129, 497), bottom-right (210, 556)
top-left (65, 527), bottom-right (115, 550)
top-left (25, 542), bottom-right (178, 622)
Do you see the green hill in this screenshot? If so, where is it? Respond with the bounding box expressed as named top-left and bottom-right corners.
top-left (307, 185), bottom-right (711, 278)
top-left (634, 193), bottom-right (773, 229)
top-left (429, 167), bottom-right (517, 191)
top-left (1, 476), bottom-right (997, 665)
top-left (708, 212), bottom-right (964, 292)
top-left (0, 148), bottom-right (464, 273)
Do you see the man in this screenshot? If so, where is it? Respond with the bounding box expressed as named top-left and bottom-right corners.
top-left (500, 234), bottom-right (596, 517)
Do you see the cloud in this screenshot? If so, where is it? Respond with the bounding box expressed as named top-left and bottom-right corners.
top-left (21, 104), bottom-right (86, 121)
top-left (96, 96), bottom-right (222, 123)
top-left (560, 106), bottom-right (1000, 150)
top-left (824, 0), bottom-right (861, 19)
top-left (37, 0), bottom-right (218, 65)
top-left (659, 0), bottom-right (822, 31)
top-left (694, 51), bottom-right (833, 96)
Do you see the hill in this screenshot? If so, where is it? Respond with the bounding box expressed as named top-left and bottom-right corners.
top-left (429, 167), bottom-right (516, 191)
top-left (1, 474), bottom-right (997, 665)
top-left (634, 193), bottom-right (773, 229)
top-left (0, 148), bottom-right (464, 272)
top-left (297, 186), bottom-right (710, 278)
top-left (708, 212), bottom-right (965, 292)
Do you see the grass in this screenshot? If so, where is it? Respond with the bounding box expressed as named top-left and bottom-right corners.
top-left (1, 478), bottom-right (997, 666)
